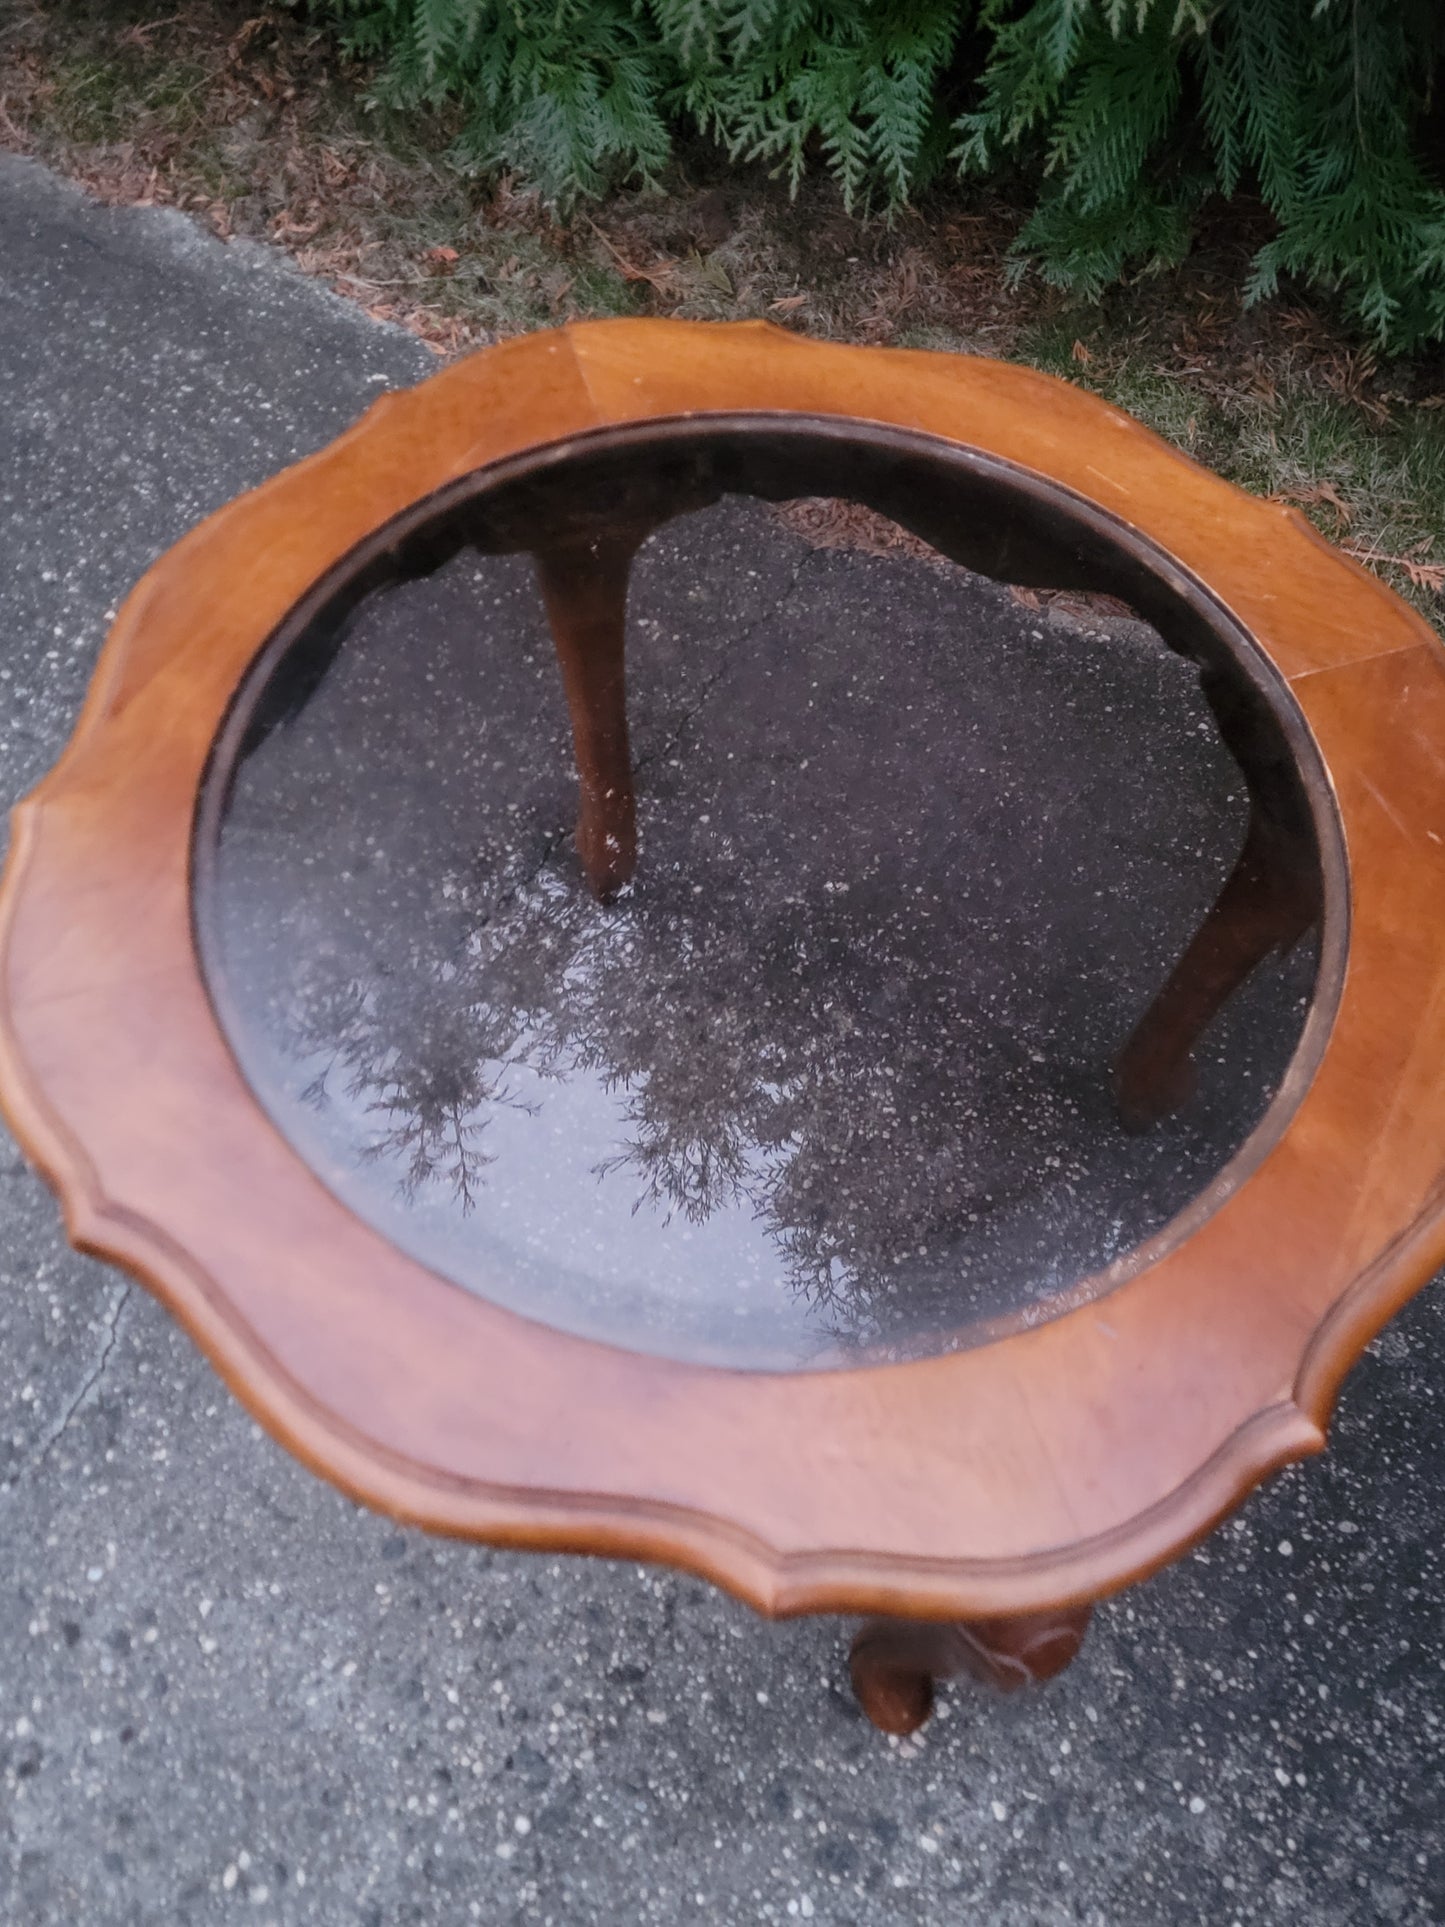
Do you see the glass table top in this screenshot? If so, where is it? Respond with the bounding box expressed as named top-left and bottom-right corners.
top-left (196, 488), bottom-right (1316, 1370)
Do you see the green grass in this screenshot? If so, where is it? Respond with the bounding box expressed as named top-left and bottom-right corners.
top-left (1018, 317), bottom-right (1445, 610)
top-left (45, 52), bottom-right (211, 143)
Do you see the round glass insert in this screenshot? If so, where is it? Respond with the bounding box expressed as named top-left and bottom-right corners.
top-left (194, 419), bottom-right (1330, 1370)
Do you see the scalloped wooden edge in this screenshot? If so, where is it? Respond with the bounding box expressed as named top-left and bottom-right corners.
top-left (3, 318), bottom-right (1444, 1621)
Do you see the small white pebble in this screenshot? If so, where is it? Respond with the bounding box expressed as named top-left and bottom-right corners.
top-left (991, 1800), bottom-right (1007, 1822)
top-left (222, 1865), bottom-right (238, 1891)
top-left (1278, 1540), bottom-right (1293, 1557)
top-left (1190, 1796), bottom-right (1206, 1815)
top-left (513, 1816), bottom-right (531, 1836)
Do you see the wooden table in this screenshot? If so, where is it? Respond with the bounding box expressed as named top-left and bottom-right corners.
top-left (3, 319), bottom-right (1443, 1735)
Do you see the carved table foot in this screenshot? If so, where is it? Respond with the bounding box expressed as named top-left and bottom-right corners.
top-left (849, 1603), bottom-right (1094, 1735)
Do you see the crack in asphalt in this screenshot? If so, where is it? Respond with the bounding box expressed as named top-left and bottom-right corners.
top-left (631, 542), bottom-right (816, 786)
top-left (1, 1280), bottom-right (132, 1499)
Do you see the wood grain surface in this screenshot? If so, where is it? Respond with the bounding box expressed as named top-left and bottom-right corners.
top-left (2, 319), bottom-right (1443, 1624)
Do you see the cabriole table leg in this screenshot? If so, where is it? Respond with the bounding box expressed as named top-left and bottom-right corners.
top-left (1114, 670), bottom-right (1320, 1132)
top-left (533, 528), bottom-right (647, 902)
top-left (1113, 805), bottom-right (1318, 1131)
top-left (849, 1603), bottom-right (1095, 1735)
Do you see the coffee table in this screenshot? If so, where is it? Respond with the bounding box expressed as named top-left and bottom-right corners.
top-left (3, 319), bottom-right (1443, 1735)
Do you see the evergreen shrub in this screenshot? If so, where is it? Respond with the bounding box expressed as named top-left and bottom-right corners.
top-left (320, 0), bottom-right (1445, 353)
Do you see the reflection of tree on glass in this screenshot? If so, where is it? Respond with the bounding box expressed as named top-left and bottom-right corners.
top-left (280, 849), bottom-right (1014, 1343)
top-left (291, 924), bottom-right (547, 1215)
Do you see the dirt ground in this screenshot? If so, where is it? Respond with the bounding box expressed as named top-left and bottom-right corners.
top-left (3, 0), bottom-right (1444, 618)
